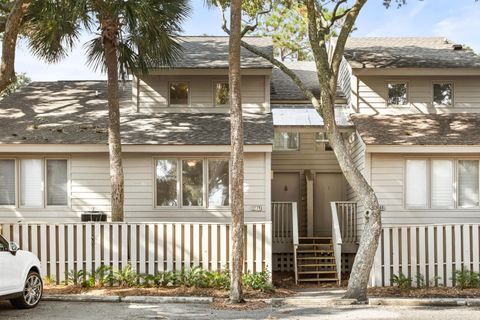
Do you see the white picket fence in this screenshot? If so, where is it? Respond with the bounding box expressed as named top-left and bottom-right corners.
top-left (372, 224), bottom-right (480, 287)
top-left (1, 222), bottom-right (272, 283)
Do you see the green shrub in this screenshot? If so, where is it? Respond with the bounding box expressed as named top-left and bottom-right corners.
top-left (242, 270), bottom-right (275, 292)
top-left (207, 270), bottom-right (231, 289)
top-left (114, 264), bottom-right (139, 287)
top-left (93, 265), bottom-right (114, 287)
top-left (415, 274), bottom-right (426, 288)
top-left (391, 273), bottom-right (412, 289)
top-left (65, 269), bottom-right (87, 286)
top-left (454, 267), bottom-right (480, 289)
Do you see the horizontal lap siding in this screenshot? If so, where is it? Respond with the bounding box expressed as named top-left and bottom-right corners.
top-left (0, 153), bottom-right (269, 223)
top-left (137, 75), bottom-right (267, 113)
top-left (357, 76), bottom-right (480, 114)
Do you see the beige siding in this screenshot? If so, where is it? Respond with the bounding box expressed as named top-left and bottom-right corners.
top-left (135, 75), bottom-right (268, 113)
top-left (370, 153), bottom-right (480, 226)
top-left (272, 133), bottom-right (341, 236)
top-left (354, 75), bottom-right (480, 114)
top-left (0, 152), bottom-right (270, 223)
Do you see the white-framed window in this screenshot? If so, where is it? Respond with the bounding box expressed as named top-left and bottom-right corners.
top-left (214, 82), bottom-right (229, 106)
top-left (405, 158), bottom-right (480, 209)
top-left (154, 158), bottom-right (229, 208)
top-left (274, 132), bottom-right (299, 151)
top-left (169, 82), bottom-right (189, 106)
top-left (315, 132), bottom-right (332, 152)
top-left (387, 82), bottom-right (408, 106)
top-left (16, 158), bottom-right (69, 208)
top-left (433, 82), bottom-right (453, 107)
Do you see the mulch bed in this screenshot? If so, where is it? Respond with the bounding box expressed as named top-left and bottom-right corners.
top-left (43, 285), bottom-right (294, 299)
top-left (368, 286), bottom-right (480, 298)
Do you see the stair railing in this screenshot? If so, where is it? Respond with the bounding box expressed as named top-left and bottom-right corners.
top-left (292, 202), bottom-right (299, 284)
top-left (330, 202), bottom-right (343, 285)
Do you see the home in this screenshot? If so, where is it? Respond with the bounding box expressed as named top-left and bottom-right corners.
top-left (1, 36), bottom-right (480, 287)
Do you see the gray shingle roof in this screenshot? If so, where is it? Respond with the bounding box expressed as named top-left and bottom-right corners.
top-left (270, 61), bottom-right (345, 101)
top-left (0, 81), bottom-right (273, 145)
top-left (344, 37), bottom-right (480, 69)
top-left (155, 36), bottom-right (273, 69)
top-left (352, 113), bottom-right (480, 145)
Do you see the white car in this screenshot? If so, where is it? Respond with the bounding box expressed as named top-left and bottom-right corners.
top-left (0, 234), bottom-right (43, 309)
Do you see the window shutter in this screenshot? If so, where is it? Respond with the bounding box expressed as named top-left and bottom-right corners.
top-left (458, 160), bottom-right (479, 208)
top-left (0, 160), bottom-right (15, 205)
top-left (406, 160), bottom-right (427, 208)
top-left (431, 160), bottom-right (454, 208)
top-left (47, 160), bottom-right (68, 206)
top-left (21, 159), bottom-right (43, 207)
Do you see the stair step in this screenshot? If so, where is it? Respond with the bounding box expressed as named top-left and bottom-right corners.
top-left (299, 237), bottom-right (332, 240)
top-left (298, 278), bottom-right (338, 282)
top-left (298, 263), bottom-right (337, 267)
top-left (297, 250), bottom-right (334, 253)
top-left (296, 256), bottom-right (335, 260)
top-left (297, 243), bottom-right (332, 247)
top-left (298, 270), bottom-right (337, 274)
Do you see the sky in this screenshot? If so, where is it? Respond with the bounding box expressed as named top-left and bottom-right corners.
top-left (14, 0), bottom-right (480, 81)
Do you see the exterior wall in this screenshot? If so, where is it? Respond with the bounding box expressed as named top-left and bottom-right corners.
top-left (353, 75), bottom-right (480, 114)
top-left (134, 74), bottom-right (269, 113)
top-left (272, 132), bottom-right (341, 236)
top-left (0, 152), bottom-right (270, 224)
top-left (370, 153), bottom-right (480, 226)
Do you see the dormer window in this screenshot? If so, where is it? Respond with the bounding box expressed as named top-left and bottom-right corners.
top-left (215, 82), bottom-right (229, 106)
top-left (387, 82), bottom-right (408, 106)
top-left (433, 82), bottom-right (453, 107)
top-left (169, 82), bottom-right (189, 106)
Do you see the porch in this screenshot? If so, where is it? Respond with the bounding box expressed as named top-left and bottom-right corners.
top-left (272, 201), bottom-right (358, 284)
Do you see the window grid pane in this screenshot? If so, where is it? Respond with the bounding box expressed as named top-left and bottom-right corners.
top-left (169, 82), bottom-right (189, 105)
top-left (21, 159), bottom-right (43, 207)
top-left (47, 160), bottom-right (68, 206)
top-left (458, 160), bottom-right (479, 208)
top-left (182, 159), bottom-right (203, 206)
top-left (156, 160), bottom-right (178, 206)
top-left (274, 132), bottom-right (298, 150)
top-left (405, 160), bottom-right (427, 208)
top-left (215, 82), bottom-right (229, 106)
top-left (387, 83), bottom-right (408, 105)
top-left (431, 160), bottom-right (454, 208)
top-left (0, 160), bottom-right (15, 205)
top-left (208, 160), bottom-right (229, 206)
top-left (433, 83), bottom-right (453, 106)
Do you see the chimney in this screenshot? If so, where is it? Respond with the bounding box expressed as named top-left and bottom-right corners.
top-left (452, 44), bottom-right (463, 51)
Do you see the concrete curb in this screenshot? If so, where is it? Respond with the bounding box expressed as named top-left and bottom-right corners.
top-left (369, 298), bottom-right (467, 307)
top-left (42, 294), bottom-right (213, 304)
top-left (43, 295), bottom-right (121, 303)
top-left (121, 296), bottom-right (213, 304)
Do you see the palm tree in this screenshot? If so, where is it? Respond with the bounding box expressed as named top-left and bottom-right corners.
top-left (25, 0), bottom-right (190, 221)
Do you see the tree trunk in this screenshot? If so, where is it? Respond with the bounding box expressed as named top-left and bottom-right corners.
top-left (228, 0), bottom-right (245, 304)
top-left (102, 18), bottom-right (124, 222)
top-left (0, 0), bottom-right (31, 93)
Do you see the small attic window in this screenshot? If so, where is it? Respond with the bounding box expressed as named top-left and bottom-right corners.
top-left (387, 82), bottom-right (408, 106)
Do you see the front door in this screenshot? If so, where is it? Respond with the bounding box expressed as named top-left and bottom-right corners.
top-left (271, 172), bottom-right (300, 203)
top-left (314, 173), bottom-right (345, 236)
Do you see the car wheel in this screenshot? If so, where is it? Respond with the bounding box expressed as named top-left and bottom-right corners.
top-left (10, 270), bottom-right (43, 309)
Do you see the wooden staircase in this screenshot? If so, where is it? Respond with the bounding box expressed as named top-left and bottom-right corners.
top-left (295, 236), bottom-right (339, 283)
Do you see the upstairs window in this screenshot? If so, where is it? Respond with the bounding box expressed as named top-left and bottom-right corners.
top-left (433, 82), bottom-right (453, 106)
top-left (315, 132), bottom-right (333, 151)
top-left (274, 132), bottom-right (299, 151)
top-left (182, 159), bottom-right (203, 207)
top-left (387, 82), bottom-right (408, 106)
top-left (215, 82), bottom-right (229, 106)
top-left (405, 159), bottom-right (427, 208)
top-left (169, 82), bottom-right (189, 105)
top-left (458, 160), bottom-right (479, 208)
top-left (0, 160), bottom-right (15, 205)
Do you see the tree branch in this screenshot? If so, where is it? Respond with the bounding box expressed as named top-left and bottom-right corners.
top-left (0, 0), bottom-right (32, 93)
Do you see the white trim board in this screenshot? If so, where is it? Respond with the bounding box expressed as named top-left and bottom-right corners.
top-left (366, 145), bottom-right (480, 153)
top-left (0, 144), bottom-right (273, 153)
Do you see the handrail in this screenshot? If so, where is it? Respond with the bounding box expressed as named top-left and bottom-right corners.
top-left (331, 202), bottom-right (343, 285)
top-left (291, 202), bottom-right (299, 284)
